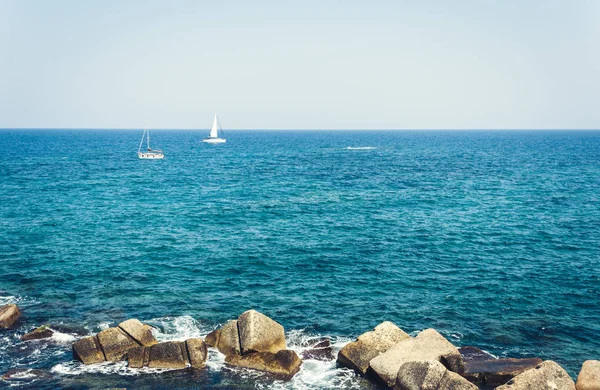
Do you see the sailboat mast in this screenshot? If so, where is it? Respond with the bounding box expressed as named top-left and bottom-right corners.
top-left (147, 128), bottom-right (150, 150)
top-left (138, 127), bottom-right (146, 153)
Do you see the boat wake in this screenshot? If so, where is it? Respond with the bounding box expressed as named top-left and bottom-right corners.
top-left (345, 146), bottom-right (376, 150)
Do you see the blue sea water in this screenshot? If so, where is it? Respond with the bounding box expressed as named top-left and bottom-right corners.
top-left (0, 129), bottom-right (599, 389)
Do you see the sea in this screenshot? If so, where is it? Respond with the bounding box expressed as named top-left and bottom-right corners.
top-left (0, 130), bottom-right (599, 389)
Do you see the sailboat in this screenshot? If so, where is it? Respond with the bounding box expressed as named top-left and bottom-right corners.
top-left (202, 114), bottom-right (226, 143)
top-left (137, 126), bottom-right (164, 159)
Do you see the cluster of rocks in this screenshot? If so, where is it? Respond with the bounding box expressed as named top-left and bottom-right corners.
top-left (2, 303), bottom-right (600, 389)
top-left (336, 320), bottom-right (600, 390)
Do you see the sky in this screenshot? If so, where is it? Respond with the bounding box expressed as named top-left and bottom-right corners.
top-left (0, 0), bottom-right (599, 130)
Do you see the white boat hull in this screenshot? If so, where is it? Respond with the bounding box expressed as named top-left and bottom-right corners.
top-left (202, 137), bottom-right (226, 144)
top-left (138, 152), bottom-right (164, 159)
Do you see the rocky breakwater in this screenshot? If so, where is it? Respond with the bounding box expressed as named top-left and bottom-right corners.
top-left (72, 318), bottom-right (207, 369)
top-left (0, 304), bottom-right (21, 328)
top-left (206, 309), bottom-right (302, 380)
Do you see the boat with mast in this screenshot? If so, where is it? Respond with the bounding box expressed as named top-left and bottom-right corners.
top-left (137, 126), bottom-right (164, 159)
top-left (202, 114), bottom-right (226, 144)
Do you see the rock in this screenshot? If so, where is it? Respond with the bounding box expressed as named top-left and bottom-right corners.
top-left (0, 304), bottom-right (21, 328)
top-left (301, 338), bottom-right (334, 361)
top-left (577, 360), bottom-right (600, 390)
top-left (186, 338), bottom-right (208, 368)
top-left (21, 325), bottom-right (54, 341)
top-left (205, 329), bottom-right (220, 347)
top-left (215, 320), bottom-right (242, 357)
top-left (73, 335), bottom-right (106, 364)
top-left (460, 346), bottom-right (497, 362)
top-left (369, 328), bottom-right (463, 387)
top-left (395, 360), bottom-right (478, 390)
top-left (97, 326), bottom-right (140, 362)
top-left (238, 310), bottom-right (286, 355)
top-left (118, 319), bottom-right (157, 346)
top-left (226, 349), bottom-right (302, 380)
top-left (337, 321), bottom-right (410, 375)
top-left (127, 346), bottom-right (147, 369)
top-left (2, 368), bottom-right (52, 381)
top-left (147, 341), bottom-right (189, 369)
top-left (464, 357), bottom-right (543, 386)
top-left (496, 360), bottom-right (575, 390)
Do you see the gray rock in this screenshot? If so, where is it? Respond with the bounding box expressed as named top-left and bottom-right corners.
top-left (576, 360), bottom-right (600, 390)
top-left (395, 360), bottom-right (478, 390)
top-left (118, 319), bottom-right (157, 347)
top-left (459, 346), bottom-right (496, 362)
top-left (496, 360), bottom-right (575, 390)
top-left (147, 341), bottom-right (189, 369)
top-left (226, 349), bottom-right (303, 380)
top-left (464, 357), bottom-right (543, 386)
top-left (0, 304), bottom-right (20, 329)
top-left (72, 335), bottom-right (106, 364)
top-left (337, 321), bottom-right (410, 375)
top-left (186, 338), bottom-right (208, 368)
top-left (216, 320), bottom-right (242, 357)
top-left (238, 310), bottom-right (286, 355)
top-left (21, 325), bottom-right (54, 341)
top-left (301, 338), bottom-right (334, 361)
top-left (369, 328), bottom-right (464, 387)
top-left (97, 326), bottom-right (140, 362)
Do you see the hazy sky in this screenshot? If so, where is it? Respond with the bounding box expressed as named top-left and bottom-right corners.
top-left (0, 0), bottom-right (599, 129)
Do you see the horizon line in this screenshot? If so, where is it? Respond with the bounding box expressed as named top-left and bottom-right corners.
top-left (1, 128), bottom-right (599, 131)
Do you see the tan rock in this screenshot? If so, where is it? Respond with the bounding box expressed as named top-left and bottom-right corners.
top-left (369, 328), bottom-right (463, 387)
top-left (576, 360), bottom-right (600, 390)
top-left (21, 325), bottom-right (54, 341)
top-left (127, 346), bottom-right (147, 369)
top-left (237, 310), bottom-right (286, 355)
top-left (226, 350), bottom-right (302, 380)
top-left (118, 319), bottom-right (157, 347)
top-left (72, 336), bottom-right (105, 365)
top-left (496, 360), bottom-right (575, 390)
top-left (205, 329), bottom-right (220, 347)
top-left (97, 327), bottom-right (140, 362)
top-left (147, 341), bottom-right (188, 369)
top-left (186, 338), bottom-right (208, 368)
top-left (395, 360), bottom-right (478, 390)
top-left (337, 321), bottom-right (410, 375)
top-left (0, 304), bottom-right (20, 329)
top-left (216, 320), bottom-right (241, 357)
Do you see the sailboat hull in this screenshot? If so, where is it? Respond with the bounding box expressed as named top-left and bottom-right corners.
top-left (202, 138), bottom-right (226, 144)
top-left (138, 152), bottom-right (165, 159)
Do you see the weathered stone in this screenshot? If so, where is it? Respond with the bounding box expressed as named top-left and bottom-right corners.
top-left (395, 360), bottom-right (478, 390)
top-left (226, 349), bottom-right (302, 380)
top-left (21, 325), bottom-right (54, 341)
top-left (369, 328), bottom-right (463, 387)
top-left (127, 346), bottom-right (146, 369)
top-left (186, 338), bottom-right (208, 368)
top-left (0, 304), bottom-right (21, 328)
top-left (216, 320), bottom-right (242, 357)
top-left (337, 321), bottom-right (410, 375)
top-left (460, 346), bottom-right (496, 362)
top-left (73, 335), bottom-right (105, 364)
top-left (97, 326), bottom-right (140, 362)
top-left (205, 329), bottom-right (220, 347)
top-left (148, 341), bottom-right (188, 369)
top-left (464, 357), bottom-right (542, 386)
top-left (118, 319), bottom-right (157, 347)
top-left (301, 338), bottom-right (334, 361)
top-left (577, 360), bottom-right (600, 390)
top-left (238, 310), bottom-right (286, 355)
top-left (496, 360), bottom-right (575, 390)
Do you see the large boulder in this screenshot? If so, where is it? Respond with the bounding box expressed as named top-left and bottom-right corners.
top-left (395, 360), bottom-right (478, 390)
top-left (215, 320), bottom-right (242, 357)
top-left (21, 325), bottom-right (54, 341)
top-left (186, 338), bottom-right (208, 368)
top-left (205, 329), bottom-right (220, 347)
top-left (0, 304), bottom-right (20, 328)
top-left (460, 346), bottom-right (496, 362)
top-left (226, 349), bottom-right (302, 380)
top-left (577, 360), bottom-right (600, 390)
top-left (118, 319), bottom-right (157, 347)
top-left (238, 310), bottom-right (286, 355)
top-left (72, 336), bottom-right (105, 364)
top-left (97, 326), bottom-right (140, 362)
top-left (148, 341), bottom-right (189, 369)
top-left (464, 357), bottom-right (542, 386)
top-left (337, 321), bottom-right (410, 375)
top-left (369, 328), bottom-right (463, 387)
top-left (496, 360), bottom-right (575, 390)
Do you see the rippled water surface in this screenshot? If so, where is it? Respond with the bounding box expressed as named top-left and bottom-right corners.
top-left (0, 130), bottom-right (599, 388)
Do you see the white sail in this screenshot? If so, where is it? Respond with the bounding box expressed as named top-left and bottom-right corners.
top-left (210, 114), bottom-right (219, 138)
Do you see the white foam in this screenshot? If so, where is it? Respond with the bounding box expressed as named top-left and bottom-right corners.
top-left (49, 330), bottom-right (77, 344)
top-left (148, 315), bottom-right (209, 342)
top-left (345, 146), bottom-right (376, 150)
